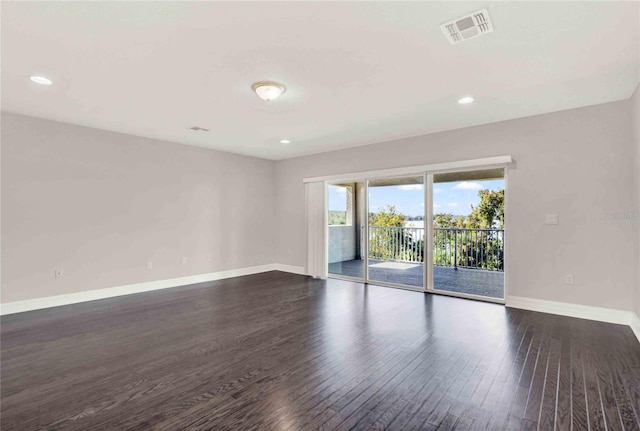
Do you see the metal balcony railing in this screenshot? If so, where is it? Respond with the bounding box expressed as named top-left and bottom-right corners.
top-left (368, 226), bottom-right (504, 271)
top-left (368, 226), bottom-right (425, 263)
top-left (433, 227), bottom-right (504, 271)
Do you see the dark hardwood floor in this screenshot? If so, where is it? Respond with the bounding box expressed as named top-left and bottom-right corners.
top-left (1, 271), bottom-right (639, 430)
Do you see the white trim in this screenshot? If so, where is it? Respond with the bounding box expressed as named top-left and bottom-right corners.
top-left (503, 166), bottom-right (510, 300)
top-left (327, 273), bottom-right (366, 283)
top-left (274, 264), bottom-right (307, 275)
top-left (323, 181), bottom-right (329, 279)
top-left (1, 263), bottom-right (310, 316)
top-left (424, 173), bottom-right (432, 292)
top-left (303, 155), bottom-right (512, 183)
top-left (1, 264), bottom-right (276, 315)
top-left (433, 288), bottom-right (505, 305)
top-left (364, 179), bottom-right (370, 282)
top-left (631, 312), bottom-right (640, 343)
top-left (507, 295), bottom-right (635, 326)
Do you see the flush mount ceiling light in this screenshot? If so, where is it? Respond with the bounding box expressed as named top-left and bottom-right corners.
top-left (251, 81), bottom-right (286, 101)
top-left (30, 75), bottom-right (52, 85)
top-left (458, 96), bottom-right (474, 105)
top-left (280, 139), bottom-right (290, 144)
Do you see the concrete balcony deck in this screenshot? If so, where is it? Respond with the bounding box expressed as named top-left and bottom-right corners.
top-left (328, 259), bottom-right (504, 299)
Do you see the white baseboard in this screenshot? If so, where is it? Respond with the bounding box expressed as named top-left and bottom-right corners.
top-left (1, 263), bottom-right (310, 316)
top-left (1, 264), bottom-right (282, 315)
top-left (631, 312), bottom-right (640, 343)
top-left (274, 264), bottom-right (307, 275)
top-left (507, 296), bottom-right (640, 343)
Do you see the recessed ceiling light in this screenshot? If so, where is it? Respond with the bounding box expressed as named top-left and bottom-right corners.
top-left (252, 81), bottom-right (286, 102)
top-left (30, 76), bottom-right (53, 85)
top-left (280, 139), bottom-right (291, 144)
top-left (458, 96), bottom-right (474, 105)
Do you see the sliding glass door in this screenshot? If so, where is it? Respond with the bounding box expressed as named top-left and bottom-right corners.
top-left (367, 176), bottom-right (425, 289)
top-left (325, 164), bottom-right (507, 302)
top-left (431, 168), bottom-right (505, 300)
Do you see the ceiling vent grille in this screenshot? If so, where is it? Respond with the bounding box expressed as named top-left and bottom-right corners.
top-left (441, 9), bottom-right (493, 44)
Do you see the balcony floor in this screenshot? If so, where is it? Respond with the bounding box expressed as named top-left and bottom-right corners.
top-left (328, 259), bottom-right (504, 299)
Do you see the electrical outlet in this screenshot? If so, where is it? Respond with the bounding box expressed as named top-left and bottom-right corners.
top-left (55, 268), bottom-right (64, 278)
top-left (182, 256), bottom-right (188, 264)
top-left (147, 261), bottom-right (153, 270)
top-left (565, 274), bottom-right (574, 285)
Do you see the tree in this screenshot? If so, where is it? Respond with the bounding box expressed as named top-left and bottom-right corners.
top-left (468, 189), bottom-right (504, 228)
top-left (433, 213), bottom-right (466, 228)
top-left (368, 205), bottom-right (423, 262)
top-left (369, 205), bottom-right (404, 227)
top-left (434, 213), bottom-right (455, 228)
top-left (367, 189), bottom-right (505, 268)
top-left (328, 210), bottom-right (346, 225)
top-left (432, 188), bottom-right (505, 270)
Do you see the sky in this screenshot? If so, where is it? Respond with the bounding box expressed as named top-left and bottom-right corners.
top-left (328, 179), bottom-right (504, 217)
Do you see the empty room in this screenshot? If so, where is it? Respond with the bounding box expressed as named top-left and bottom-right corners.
top-left (1, 2), bottom-right (639, 430)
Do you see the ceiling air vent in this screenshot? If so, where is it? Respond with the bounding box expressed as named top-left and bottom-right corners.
top-left (441, 9), bottom-right (493, 44)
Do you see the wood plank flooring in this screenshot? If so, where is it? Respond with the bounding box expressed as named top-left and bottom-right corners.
top-left (1, 271), bottom-right (639, 430)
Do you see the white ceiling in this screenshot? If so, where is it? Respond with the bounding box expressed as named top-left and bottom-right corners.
top-left (2, 2), bottom-right (639, 160)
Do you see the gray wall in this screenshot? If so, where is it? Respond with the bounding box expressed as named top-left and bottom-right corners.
top-left (275, 99), bottom-right (638, 311)
top-left (2, 95), bottom-right (639, 313)
top-left (1, 113), bottom-right (276, 303)
top-left (328, 226), bottom-right (356, 263)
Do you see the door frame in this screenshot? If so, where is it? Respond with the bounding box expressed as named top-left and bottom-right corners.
top-left (364, 174), bottom-right (427, 292)
top-left (321, 156), bottom-right (510, 303)
top-left (424, 166), bottom-right (507, 304)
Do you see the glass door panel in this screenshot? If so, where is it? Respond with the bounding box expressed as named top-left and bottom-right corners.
top-left (431, 168), bottom-right (505, 299)
top-left (327, 182), bottom-right (365, 280)
top-left (367, 176), bottom-right (424, 288)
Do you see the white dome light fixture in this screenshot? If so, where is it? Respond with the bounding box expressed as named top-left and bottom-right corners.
top-left (30, 75), bottom-right (53, 85)
top-left (252, 81), bottom-right (286, 102)
top-left (280, 139), bottom-right (290, 144)
top-left (458, 96), bottom-right (474, 105)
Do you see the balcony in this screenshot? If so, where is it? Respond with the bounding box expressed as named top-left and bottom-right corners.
top-left (328, 226), bottom-right (505, 299)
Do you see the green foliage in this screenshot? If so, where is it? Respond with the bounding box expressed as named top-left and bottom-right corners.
top-left (369, 205), bottom-right (405, 227)
top-left (434, 189), bottom-right (504, 229)
top-left (432, 228), bottom-right (504, 270)
top-left (468, 189), bottom-right (504, 228)
top-left (434, 213), bottom-right (464, 228)
top-left (328, 210), bottom-right (347, 225)
top-left (368, 205), bottom-right (423, 262)
top-left (432, 188), bottom-right (505, 270)
top-left (363, 189), bottom-right (504, 270)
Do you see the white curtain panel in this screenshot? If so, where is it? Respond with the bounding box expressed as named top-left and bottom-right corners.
top-left (305, 181), bottom-right (327, 277)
